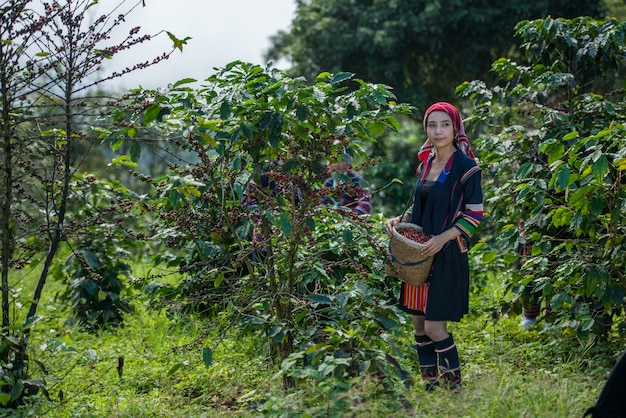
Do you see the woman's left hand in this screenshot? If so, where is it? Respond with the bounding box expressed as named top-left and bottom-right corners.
top-left (420, 234), bottom-right (448, 257)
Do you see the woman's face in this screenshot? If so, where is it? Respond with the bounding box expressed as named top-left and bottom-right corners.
top-left (426, 111), bottom-right (455, 150)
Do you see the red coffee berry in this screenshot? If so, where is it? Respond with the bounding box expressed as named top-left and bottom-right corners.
top-left (397, 227), bottom-right (430, 243)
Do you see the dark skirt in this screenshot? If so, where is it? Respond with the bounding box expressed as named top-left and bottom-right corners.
top-left (398, 239), bottom-right (469, 322)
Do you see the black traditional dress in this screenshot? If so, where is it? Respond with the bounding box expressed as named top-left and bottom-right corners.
top-left (399, 149), bottom-right (483, 321)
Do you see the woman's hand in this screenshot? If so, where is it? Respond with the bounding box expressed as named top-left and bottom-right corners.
top-left (420, 228), bottom-right (461, 257)
top-left (385, 216), bottom-right (401, 237)
top-left (420, 234), bottom-right (447, 257)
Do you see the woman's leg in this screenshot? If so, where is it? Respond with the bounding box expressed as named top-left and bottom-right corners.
top-left (412, 315), bottom-right (439, 391)
top-left (425, 320), bottom-right (462, 390)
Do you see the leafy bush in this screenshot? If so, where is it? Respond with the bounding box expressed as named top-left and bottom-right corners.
top-left (111, 62), bottom-right (415, 391)
top-left (54, 174), bottom-right (142, 331)
top-left (459, 16), bottom-right (626, 340)
top-left (0, 326), bottom-right (48, 408)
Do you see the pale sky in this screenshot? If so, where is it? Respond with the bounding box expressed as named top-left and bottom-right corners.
top-left (104, 0), bottom-right (297, 91)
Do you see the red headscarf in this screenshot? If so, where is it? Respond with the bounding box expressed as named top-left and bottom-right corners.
top-left (417, 102), bottom-right (475, 164)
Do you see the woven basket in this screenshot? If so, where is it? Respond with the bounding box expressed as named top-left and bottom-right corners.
top-left (386, 223), bottom-right (433, 287)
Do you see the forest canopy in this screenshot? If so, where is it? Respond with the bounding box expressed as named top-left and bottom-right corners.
top-left (266, 0), bottom-right (607, 108)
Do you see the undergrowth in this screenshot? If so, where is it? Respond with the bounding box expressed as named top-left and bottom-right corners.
top-left (3, 266), bottom-right (624, 418)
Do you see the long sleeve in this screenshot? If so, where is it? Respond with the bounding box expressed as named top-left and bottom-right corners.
top-left (453, 166), bottom-right (483, 242)
top-left (353, 184), bottom-right (372, 215)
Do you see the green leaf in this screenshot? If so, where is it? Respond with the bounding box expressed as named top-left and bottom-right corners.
top-left (10, 380), bottom-right (24, 401)
top-left (296, 104), bottom-right (308, 121)
top-left (169, 189), bottom-right (181, 208)
top-left (481, 251), bottom-right (498, 264)
top-left (562, 131), bottom-right (579, 141)
top-left (279, 213), bottom-right (292, 236)
top-left (83, 250), bottom-right (101, 269)
top-left (280, 352), bottom-right (305, 371)
top-left (203, 347), bottom-right (213, 367)
top-left (110, 138), bottom-right (124, 152)
top-left (590, 198), bottom-right (604, 216)
top-left (551, 207), bottom-right (572, 227)
top-left (82, 280), bottom-right (99, 298)
top-left (550, 292), bottom-right (572, 310)
top-left (220, 101), bottom-right (231, 119)
top-left (580, 317), bottom-right (595, 332)
top-left (547, 144), bottom-right (564, 165)
top-left (595, 283), bottom-right (606, 300)
top-left (516, 163), bottom-right (533, 179)
top-left (22, 315), bottom-right (41, 328)
top-left (375, 316), bottom-right (399, 330)
top-left (110, 155), bottom-right (137, 168)
top-left (569, 187), bottom-right (589, 209)
top-left (295, 310), bottom-right (309, 324)
top-left (315, 72), bottom-right (332, 82)
top-left (307, 294), bottom-right (333, 304)
top-left (130, 141), bottom-right (141, 162)
top-left (583, 271), bottom-right (596, 297)
top-left (318, 362), bottom-right (336, 376)
top-left (241, 123), bottom-right (254, 140)
top-left (0, 392), bottom-right (11, 406)
top-left (282, 158), bottom-right (297, 173)
top-left (172, 78), bottom-right (197, 88)
top-left (613, 286), bottom-right (625, 305)
top-left (167, 363), bottom-right (182, 376)
top-left (592, 155), bottom-right (609, 181)
top-left (214, 273), bottom-right (224, 288)
top-left (342, 228), bottom-right (353, 244)
top-left (268, 326), bottom-right (286, 343)
top-left (331, 72), bottom-right (353, 84)
top-left (368, 121), bottom-right (386, 137)
top-left (230, 156), bottom-right (242, 171)
top-left (552, 164), bottom-right (570, 192)
top-left (144, 104), bottom-right (162, 124)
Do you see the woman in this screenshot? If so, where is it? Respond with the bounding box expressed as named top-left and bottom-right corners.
top-left (385, 102), bottom-right (483, 391)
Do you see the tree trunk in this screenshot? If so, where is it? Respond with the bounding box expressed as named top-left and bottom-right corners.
top-left (26, 80), bottom-right (74, 324)
top-left (1, 92), bottom-right (14, 332)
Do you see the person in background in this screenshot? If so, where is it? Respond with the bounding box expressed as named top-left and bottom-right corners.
top-left (321, 153), bottom-right (372, 215)
top-left (241, 157), bottom-right (301, 267)
top-left (515, 219), bottom-right (550, 329)
top-left (241, 159), bottom-right (283, 250)
top-left (385, 102), bottom-right (484, 392)
top-left (516, 218), bottom-right (540, 328)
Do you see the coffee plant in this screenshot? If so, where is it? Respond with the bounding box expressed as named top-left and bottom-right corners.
top-left (112, 62), bottom-right (416, 390)
top-left (459, 16), bottom-right (626, 340)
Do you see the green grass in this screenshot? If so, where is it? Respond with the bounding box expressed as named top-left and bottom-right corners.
top-left (5, 268), bottom-right (623, 418)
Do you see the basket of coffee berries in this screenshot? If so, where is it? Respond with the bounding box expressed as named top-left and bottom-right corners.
top-left (386, 223), bottom-right (433, 287)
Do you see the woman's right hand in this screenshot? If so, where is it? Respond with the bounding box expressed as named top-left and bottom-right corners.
top-left (385, 216), bottom-right (401, 237)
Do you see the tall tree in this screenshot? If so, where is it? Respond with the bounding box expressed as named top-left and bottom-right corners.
top-left (266, 0), bottom-right (606, 110)
top-left (0, 0), bottom-right (183, 406)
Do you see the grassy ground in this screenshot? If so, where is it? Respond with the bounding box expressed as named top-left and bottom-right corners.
top-left (5, 269), bottom-right (624, 417)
